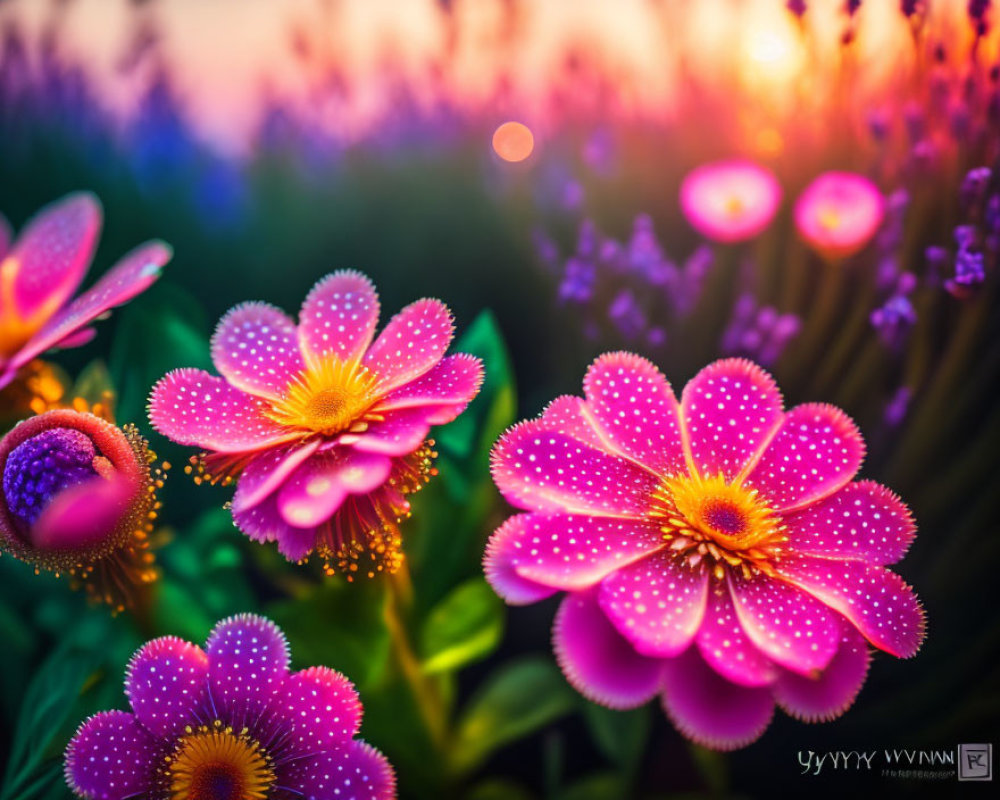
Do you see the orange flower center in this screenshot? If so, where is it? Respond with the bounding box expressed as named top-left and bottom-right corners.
top-left (265, 356), bottom-right (381, 436)
top-left (651, 473), bottom-right (786, 578)
top-left (166, 724), bottom-right (274, 800)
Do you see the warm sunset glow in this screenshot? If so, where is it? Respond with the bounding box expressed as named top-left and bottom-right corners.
top-left (492, 121), bottom-right (535, 163)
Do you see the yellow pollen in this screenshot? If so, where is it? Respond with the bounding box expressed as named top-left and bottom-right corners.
top-left (266, 356), bottom-right (379, 436)
top-left (166, 725), bottom-right (274, 800)
top-left (818, 206), bottom-right (841, 231)
top-left (650, 473), bottom-right (785, 573)
top-left (724, 195), bottom-right (746, 218)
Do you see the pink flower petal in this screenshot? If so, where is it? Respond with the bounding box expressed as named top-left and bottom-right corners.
top-left (7, 192), bottom-right (100, 322)
top-left (483, 516), bottom-right (558, 605)
top-left (661, 647), bottom-right (774, 751)
top-left (10, 240), bottom-right (170, 370)
top-left (554, 589), bottom-right (665, 709)
top-left (536, 395), bottom-right (608, 450)
top-left (277, 666), bottom-right (362, 753)
top-left (52, 326), bottom-right (96, 349)
top-left (744, 403), bottom-right (865, 512)
top-left (276, 450), bottom-right (392, 528)
top-left (211, 301), bottom-right (305, 400)
top-left (232, 496), bottom-right (288, 545)
top-left (483, 511), bottom-right (666, 594)
top-left (598, 550), bottom-right (709, 658)
top-left (375, 353), bottom-right (483, 424)
top-left (775, 555), bottom-right (925, 658)
top-left (363, 298), bottom-right (454, 393)
top-left (343, 407), bottom-right (432, 456)
top-left (276, 524), bottom-right (319, 562)
top-left (64, 711), bottom-right (157, 800)
top-left (124, 636), bottom-right (209, 738)
top-left (298, 270), bottom-right (380, 364)
top-left (696, 585), bottom-right (777, 688)
top-left (205, 614), bottom-right (290, 718)
top-left (30, 473), bottom-right (135, 551)
top-left (681, 358), bottom-right (783, 482)
top-left (727, 570), bottom-right (841, 675)
top-left (285, 741), bottom-right (396, 800)
top-left (583, 351), bottom-right (686, 477)
top-left (148, 368), bottom-right (297, 453)
top-left (784, 480), bottom-right (915, 565)
top-left (773, 623), bottom-right (871, 722)
top-left (231, 440), bottom-right (321, 514)
top-left (490, 419), bottom-right (661, 517)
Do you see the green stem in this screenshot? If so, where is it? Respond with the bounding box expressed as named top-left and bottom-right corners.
top-left (384, 566), bottom-right (449, 750)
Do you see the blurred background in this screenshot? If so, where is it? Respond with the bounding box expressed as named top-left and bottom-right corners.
top-left (0, 0), bottom-right (998, 797)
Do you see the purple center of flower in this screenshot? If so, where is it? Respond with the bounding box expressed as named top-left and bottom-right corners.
top-left (2, 428), bottom-right (99, 533)
top-left (702, 500), bottom-right (747, 536)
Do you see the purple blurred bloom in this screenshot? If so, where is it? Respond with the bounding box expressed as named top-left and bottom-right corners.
top-left (884, 386), bottom-right (913, 427)
top-left (871, 292), bottom-right (917, 348)
top-left (721, 292), bottom-right (801, 366)
top-left (65, 615), bottom-right (395, 800)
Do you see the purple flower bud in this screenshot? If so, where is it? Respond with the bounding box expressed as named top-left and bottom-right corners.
top-left (884, 386), bottom-right (912, 427)
top-left (787, 0), bottom-right (808, 17)
top-left (960, 166), bottom-right (991, 209)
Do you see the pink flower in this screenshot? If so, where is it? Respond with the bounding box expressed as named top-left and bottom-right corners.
top-left (0, 193), bottom-right (171, 389)
top-left (149, 270), bottom-right (482, 577)
top-left (0, 409), bottom-right (162, 612)
top-left (485, 354), bottom-right (924, 750)
top-left (794, 171), bottom-right (885, 259)
top-left (679, 159), bottom-right (782, 243)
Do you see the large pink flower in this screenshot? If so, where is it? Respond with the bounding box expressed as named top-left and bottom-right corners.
top-left (485, 354), bottom-right (924, 750)
top-left (0, 193), bottom-right (170, 389)
top-left (149, 270), bottom-right (482, 577)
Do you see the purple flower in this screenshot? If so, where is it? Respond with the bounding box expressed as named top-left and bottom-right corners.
top-left (871, 293), bottom-right (918, 348)
top-left (65, 615), bottom-right (395, 800)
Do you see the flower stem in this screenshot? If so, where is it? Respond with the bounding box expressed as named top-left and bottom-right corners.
top-left (384, 564), bottom-right (448, 750)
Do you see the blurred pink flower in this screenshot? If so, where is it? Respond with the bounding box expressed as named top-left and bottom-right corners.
top-left (0, 193), bottom-right (170, 389)
top-left (794, 171), bottom-right (885, 259)
top-left (0, 409), bottom-right (161, 611)
top-left (149, 270), bottom-right (482, 577)
top-left (485, 354), bottom-right (924, 750)
top-left (679, 159), bottom-right (782, 243)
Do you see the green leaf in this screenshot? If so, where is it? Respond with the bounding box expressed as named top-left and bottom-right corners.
top-left (268, 578), bottom-right (391, 689)
top-left (582, 702), bottom-right (651, 773)
top-left (156, 508), bottom-right (256, 626)
top-left (0, 649), bottom-right (98, 800)
top-left (108, 282), bottom-right (212, 425)
top-left (435, 309), bottom-right (516, 490)
top-left (450, 657), bottom-right (578, 776)
top-left (419, 578), bottom-right (504, 674)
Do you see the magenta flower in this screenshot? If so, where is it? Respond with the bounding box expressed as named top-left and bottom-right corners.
top-left (149, 271), bottom-right (482, 577)
top-left (0, 409), bottom-right (161, 611)
top-left (794, 171), bottom-right (885, 259)
top-left (65, 614), bottom-right (395, 800)
top-left (679, 159), bottom-right (782, 243)
top-left (0, 193), bottom-right (171, 389)
top-left (485, 355), bottom-right (924, 750)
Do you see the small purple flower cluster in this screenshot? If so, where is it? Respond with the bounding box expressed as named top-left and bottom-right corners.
top-left (537, 215), bottom-right (715, 349)
top-left (927, 166), bottom-right (996, 298)
top-left (720, 293), bottom-right (801, 367)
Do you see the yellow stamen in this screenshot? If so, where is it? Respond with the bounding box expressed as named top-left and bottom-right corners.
top-left (165, 724), bottom-right (274, 800)
top-left (265, 356), bottom-right (379, 436)
top-left (651, 472), bottom-right (785, 577)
